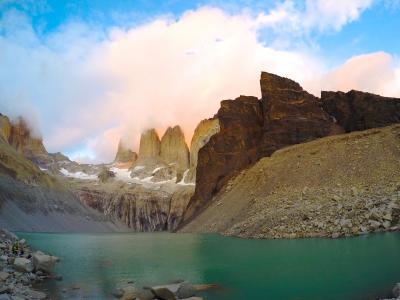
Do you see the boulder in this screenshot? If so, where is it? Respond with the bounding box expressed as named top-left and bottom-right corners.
top-left (0, 271), bottom-right (10, 281)
top-left (321, 90), bottom-right (400, 132)
top-left (160, 126), bottom-right (189, 174)
top-left (176, 282), bottom-right (196, 298)
top-left (13, 257), bottom-right (34, 273)
top-left (32, 251), bottom-right (58, 274)
top-left (151, 283), bottom-right (181, 300)
top-left (393, 282), bottom-right (400, 298)
top-left (24, 289), bottom-right (47, 299)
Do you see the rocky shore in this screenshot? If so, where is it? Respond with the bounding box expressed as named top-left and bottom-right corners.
top-left (0, 229), bottom-right (59, 300)
top-left (113, 279), bottom-right (216, 300)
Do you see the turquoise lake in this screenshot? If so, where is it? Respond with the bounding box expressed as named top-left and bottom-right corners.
top-left (19, 232), bottom-right (400, 300)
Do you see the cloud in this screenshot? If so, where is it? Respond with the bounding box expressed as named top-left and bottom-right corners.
top-left (0, 2), bottom-right (397, 164)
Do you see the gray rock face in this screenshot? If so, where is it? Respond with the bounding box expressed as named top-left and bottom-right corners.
top-left (160, 126), bottom-right (189, 174)
top-left (176, 282), bottom-right (196, 298)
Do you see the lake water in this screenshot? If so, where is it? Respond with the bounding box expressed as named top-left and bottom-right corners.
top-left (19, 232), bottom-right (400, 300)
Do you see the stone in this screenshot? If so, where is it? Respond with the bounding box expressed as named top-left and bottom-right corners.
top-left (24, 289), bottom-right (47, 299)
top-left (176, 282), bottom-right (196, 299)
top-left (151, 284), bottom-right (181, 300)
top-left (393, 282), bottom-right (400, 298)
top-left (0, 271), bottom-right (10, 281)
top-left (13, 257), bottom-right (33, 273)
top-left (32, 251), bottom-right (58, 274)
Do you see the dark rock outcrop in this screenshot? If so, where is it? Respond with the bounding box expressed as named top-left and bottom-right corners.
top-left (321, 90), bottom-right (400, 132)
top-left (184, 72), bottom-right (344, 221)
top-left (259, 72), bottom-right (343, 155)
top-left (184, 96), bottom-right (264, 219)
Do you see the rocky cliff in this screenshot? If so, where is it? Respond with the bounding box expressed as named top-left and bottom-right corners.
top-left (160, 126), bottom-right (189, 175)
top-left (180, 124), bottom-right (400, 238)
top-left (321, 90), bottom-right (400, 132)
top-left (184, 73), bottom-right (344, 222)
top-left (74, 181), bottom-right (194, 231)
top-left (114, 139), bottom-right (137, 166)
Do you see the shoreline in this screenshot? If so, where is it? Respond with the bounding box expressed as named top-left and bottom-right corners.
top-left (0, 228), bottom-right (60, 300)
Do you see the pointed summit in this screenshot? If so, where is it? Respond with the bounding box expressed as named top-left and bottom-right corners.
top-left (114, 139), bottom-right (137, 166)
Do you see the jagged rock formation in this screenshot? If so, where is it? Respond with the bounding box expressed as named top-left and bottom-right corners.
top-left (114, 140), bottom-right (137, 166)
top-left (160, 126), bottom-right (189, 174)
top-left (259, 72), bottom-right (343, 155)
top-left (7, 117), bottom-right (49, 165)
top-left (136, 129), bottom-right (161, 165)
top-left (180, 125), bottom-right (400, 238)
top-left (185, 119), bottom-right (220, 183)
top-left (321, 90), bottom-right (400, 132)
top-left (184, 73), bottom-right (343, 222)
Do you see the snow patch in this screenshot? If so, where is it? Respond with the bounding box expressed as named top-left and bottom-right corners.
top-left (132, 165), bottom-right (145, 171)
top-left (60, 168), bottom-right (97, 180)
top-left (177, 169), bottom-right (195, 186)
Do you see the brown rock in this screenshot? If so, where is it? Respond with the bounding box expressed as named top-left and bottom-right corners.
top-left (321, 90), bottom-right (400, 132)
top-left (184, 95), bottom-right (264, 220)
top-left (259, 72), bottom-right (343, 155)
top-left (8, 117), bottom-right (48, 162)
top-left (160, 126), bottom-right (189, 173)
top-left (136, 129), bottom-right (161, 164)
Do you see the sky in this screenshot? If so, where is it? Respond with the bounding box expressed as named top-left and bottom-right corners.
top-left (1, 0), bottom-right (400, 163)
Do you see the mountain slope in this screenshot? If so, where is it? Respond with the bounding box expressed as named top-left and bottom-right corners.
top-left (180, 125), bottom-right (400, 238)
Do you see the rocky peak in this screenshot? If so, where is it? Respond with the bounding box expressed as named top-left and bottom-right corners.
top-left (0, 113), bottom-right (11, 142)
top-left (260, 71), bottom-right (303, 101)
top-left (259, 72), bottom-right (343, 155)
top-left (114, 139), bottom-right (138, 166)
top-left (160, 125), bottom-right (189, 173)
top-left (137, 129), bottom-right (161, 164)
top-left (8, 117), bottom-right (48, 162)
top-left (321, 90), bottom-right (400, 132)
